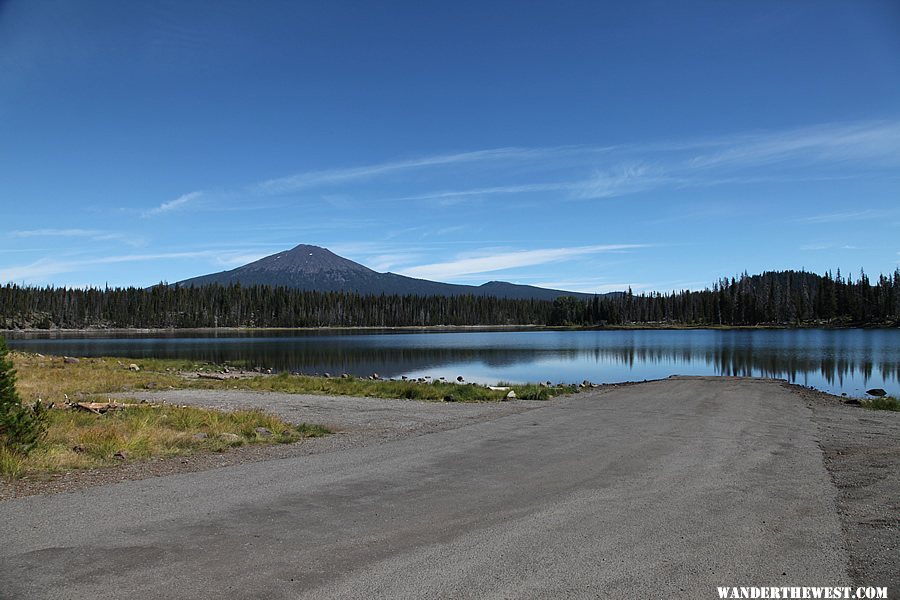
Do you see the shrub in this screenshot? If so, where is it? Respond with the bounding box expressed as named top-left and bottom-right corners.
top-left (0, 337), bottom-right (47, 454)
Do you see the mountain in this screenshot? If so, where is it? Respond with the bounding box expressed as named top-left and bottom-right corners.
top-left (176, 244), bottom-right (601, 300)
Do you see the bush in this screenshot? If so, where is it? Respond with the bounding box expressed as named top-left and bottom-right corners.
top-left (0, 337), bottom-right (47, 454)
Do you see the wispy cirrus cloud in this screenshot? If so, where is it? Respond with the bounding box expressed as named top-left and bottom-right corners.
top-left (687, 120), bottom-right (900, 169)
top-left (144, 191), bottom-right (203, 217)
top-left (211, 253), bottom-right (270, 268)
top-left (394, 183), bottom-right (574, 203)
top-left (800, 243), bottom-right (863, 251)
top-left (366, 120), bottom-right (900, 206)
top-left (153, 119), bottom-right (900, 215)
top-left (11, 228), bottom-right (143, 246)
top-left (12, 228), bottom-right (103, 238)
top-left (367, 253), bottom-right (424, 272)
top-left (570, 164), bottom-right (667, 199)
top-left (398, 244), bottom-right (648, 280)
top-left (255, 146), bottom-right (580, 195)
top-left (0, 249), bottom-right (258, 284)
top-left (531, 279), bottom-right (655, 294)
top-left (797, 209), bottom-right (899, 224)
top-left (389, 165), bottom-right (668, 204)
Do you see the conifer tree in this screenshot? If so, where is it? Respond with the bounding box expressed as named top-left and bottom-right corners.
top-left (0, 337), bottom-right (46, 455)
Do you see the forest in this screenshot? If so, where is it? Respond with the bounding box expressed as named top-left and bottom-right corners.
top-left (1, 269), bottom-right (898, 330)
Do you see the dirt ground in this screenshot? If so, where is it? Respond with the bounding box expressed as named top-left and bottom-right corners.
top-left (2, 380), bottom-right (897, 593)
top-left (789, 383), bottom-right (899, 593)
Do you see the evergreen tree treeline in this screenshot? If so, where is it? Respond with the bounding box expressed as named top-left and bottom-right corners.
top-left (549, 269), bottom-right (900, 327)
top-left (1, 269), bottom-right (898, 329)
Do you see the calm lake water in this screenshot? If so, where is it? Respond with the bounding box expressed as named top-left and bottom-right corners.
top-left (5, 328), bottom-right (900, 397)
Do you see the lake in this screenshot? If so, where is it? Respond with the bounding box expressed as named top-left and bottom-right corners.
top-left (4, 328), bottom-right (899, 397)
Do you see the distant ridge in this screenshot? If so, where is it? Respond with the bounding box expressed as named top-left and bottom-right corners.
top-left (176, 244), bottom-right (603, 300)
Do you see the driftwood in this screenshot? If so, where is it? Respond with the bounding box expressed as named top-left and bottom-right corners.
top-left (73, 402), bottom-right (141, 414)
top-left (197, 372), bottom-right (227, 380)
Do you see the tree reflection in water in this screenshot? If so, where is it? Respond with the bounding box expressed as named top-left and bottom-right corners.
top-left (5, 328), bottom-right (899, 396)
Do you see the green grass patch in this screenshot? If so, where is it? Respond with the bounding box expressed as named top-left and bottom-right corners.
top-left (295, 423), bottom-right (332, 437)
top-left (202, 371), bottom-right (578, 402)
top-left (861, 396), bottom-right (900, 412)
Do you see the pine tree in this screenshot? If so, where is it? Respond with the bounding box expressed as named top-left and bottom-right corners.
top-left (0, 337), bottom-right (47, 455)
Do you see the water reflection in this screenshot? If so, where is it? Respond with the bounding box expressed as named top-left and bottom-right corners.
top-left (5, 329), bottom-right (899, 397)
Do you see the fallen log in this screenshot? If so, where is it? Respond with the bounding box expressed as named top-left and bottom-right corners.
top-left (197, 372), bottom-right (227, 380)
top-left (73, 401), bottom-right (143, 414)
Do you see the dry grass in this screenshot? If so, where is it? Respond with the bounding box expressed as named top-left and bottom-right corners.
top-left (1, 403), bottom-right (329, 478)
top-left (3, 353), bottom-right (330, 480)
top-left (0, 446), bottom-right (25, 478)
top-left (12, 353), bottom-right (191, 404)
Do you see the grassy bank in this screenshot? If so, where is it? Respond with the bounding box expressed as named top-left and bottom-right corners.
top-left (12, 354), bottom-right (192, 402)
top-left (0, 404), bottom-right (329, 479)
top-left (217, 372), bottom-right (573, 401)
top-left (2, 352), bottom-right (335, 480)
top-left (861, 397), bottom-right (900, 412)
top-left (10, 352), bottom-right (579, 403)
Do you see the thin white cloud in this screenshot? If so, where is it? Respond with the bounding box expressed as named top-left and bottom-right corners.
top-left (800, 243), bottom-right (864, 251)
top-left (688, 120), bottom-right (900, 169)
top-left (146, 118), bottom-right (900, 215)
top-left (531, 279), bottom-right (653, 294)
top-left (327, 241), bottom-right (412, 257)
top-left (395, 183), bottom-right (574, 203)
top-left (12, 228), bottom-right (103, 238)
top-left (255, 147), bottom-right (567, 194)
top-left (434, 225), bottom-right (467, 236)
top-left (144, 191), bottom-right (203, 216)
top-left (1, 250), bottom-right (229, 283)
top-left (797, 209), bottom-right (897, 224)
top-left (570, 164), bottom-right (666, 199)
top-left (373, 122), bottom-right (900, 206)
top-left (213, 253), bottom-right (270, 268)
top-left (10, 228), bottom-right (143, 246)
top-left (398, 244), bottom-right (648, 280)
top-left (0, 259), bottom-right (79, 282)
top-left (385, 173), bottom-right (851, 208)
top-left (384, 165), bottom-right (670, 205)
top-left (535, 278), bottom-right (710, 294)
top-left (368, 253), bottom-right (423, 272)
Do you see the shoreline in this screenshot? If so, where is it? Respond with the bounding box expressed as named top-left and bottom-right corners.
top-left (7, 347), bottom-right (898, 400)
top-left (3, 322), bottom-right (897, 335)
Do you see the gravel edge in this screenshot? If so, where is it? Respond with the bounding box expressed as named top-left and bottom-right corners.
top-left (784, 382), bottom-right (900, 595)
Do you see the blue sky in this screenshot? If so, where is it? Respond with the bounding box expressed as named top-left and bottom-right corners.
top-left (1, 0), bottom-right (899, 293)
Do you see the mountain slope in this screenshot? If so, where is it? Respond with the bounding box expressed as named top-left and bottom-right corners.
top-left (177, 244), bottom-right (600, 300)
